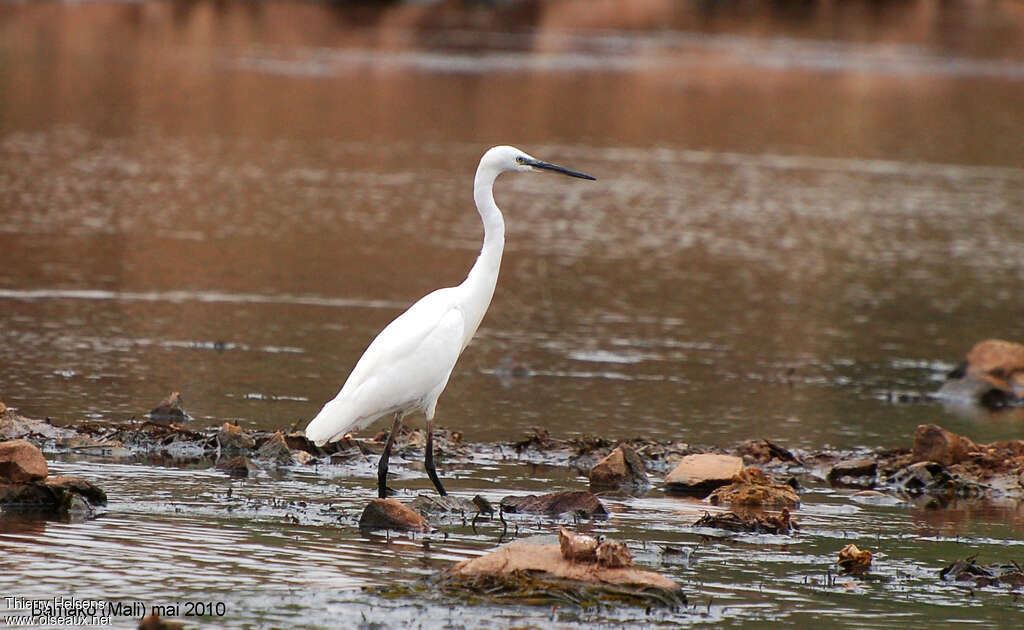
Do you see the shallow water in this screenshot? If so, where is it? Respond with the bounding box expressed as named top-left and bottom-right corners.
top-left (1, 1), bottom-right (1023, 627)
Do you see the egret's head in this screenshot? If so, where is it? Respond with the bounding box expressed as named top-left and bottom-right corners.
top-left (481, 145), bottom-right (596, 180)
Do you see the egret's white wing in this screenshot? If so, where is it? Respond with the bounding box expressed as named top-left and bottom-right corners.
top-left (305, 287), bottom-right (466, 445)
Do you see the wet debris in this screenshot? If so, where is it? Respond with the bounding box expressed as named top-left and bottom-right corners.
top-left (0, 439), bottom-right (107, 518)
top-left (147, 391), bottom-right (192, 422)
top-left (358, 498), bottom-right (430, 532)
top-left (588, 444), bottom-right (648, 492)
top-left (692, 507), bottom-right (797, 535)
top-left (499, 491), bottom-right (608, 519)
top-left (254, 431), bottom-right (301, 466)
top-left (664, 453), bottom-right (744, 497)
top-left (939, 555), bottom-right (1024, 590)
top-left (707, 468), bottom-right (800, 509)
top-left (837, 543), bottom-right (873, 574)
top-left (937, 339), bottom-right (1024, 408)
top-left (445, 532), bottom-right (683, 607)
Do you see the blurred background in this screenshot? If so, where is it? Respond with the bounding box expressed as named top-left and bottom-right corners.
top-left (1, 0), bottom-right (1023, 448)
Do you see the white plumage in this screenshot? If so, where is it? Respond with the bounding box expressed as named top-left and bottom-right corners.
top-left (304, 145), bottom-right (595, 497)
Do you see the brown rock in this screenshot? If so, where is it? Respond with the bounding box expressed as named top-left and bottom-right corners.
top-left (0, 439), bottom-right (48, 482)
top-left (694, 507), bottom-right (797, 535)
top-left (499, 491), bottom-right (608, 518)
top-left (595, 539), bottom-right (632, 568)
top-left (450, 540), bottom-right (678, 591)
top-left (358, 498), bottom-right (430, 532)
top-left (707, 468), bottom-right (800, 508)
top-left (837, 543), bottom-right (873, 574)
top-left (589, 444), bottom-right (648, 491)
top-left (148, 391), bottom-right (190, 421)
top-left (664, 453), bottom-right (744, 496)
top-left (966, 339), bottom-right (1024, 380)
top-left (218, 422), bottom-right (255, 451)
top-left (45, 476), bottom-right (107, 506)
top-left (255, 431), bottom-right (295, 465)
top-left (912, 424), bottom-right (978, 466)
top-left (558, 526), bottom-right (598, 562)
top-left (0, 475), bottom-right (106, 513)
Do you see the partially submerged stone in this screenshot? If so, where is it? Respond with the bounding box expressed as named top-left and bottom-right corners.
top-left (940, 555), bottom-right (1024, 590)
top-left (0, 439), bottom-right (48, 482)
top-left (449, 539), bottom-right (679, 593)
top-left (589, 444), bottom-right (648, 491)
top-left (827, 457), bottom-right (878, 489)
top-left (358, 498), bottom-right (430, 532)
top-left (148, 391), bottom-right (191, 422)
top-left (664, 453), bottom-right (743, 496)
top-left (500, 491), bottom-right (608, 518)
top-left (218, 422), bottom-right (255, 451)
top-left (938, 339), bottom-right (1024, 407)
top-left (693, 508), bottom-right (796, 535)
top-left (0, 475), bottom-right (107, 516)
top-left (912, 424), bottom-right (978, 466)
top-left (216, 455), bottom-right (254, 478)
top-left (254, 431), bottom-right (296, 465)
top-left (837, 543), bottom-right (872, 574)
top-left (138, 613), bottom-right (185, 630)
top-left (707, 468), bottom-right (800, 508)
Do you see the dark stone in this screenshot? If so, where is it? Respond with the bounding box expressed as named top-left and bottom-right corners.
top-left (358, 498), bottom-right (430, 532)
top-left (826, 457), bottom-right (878, 488)
top-left (499, 491), bottom-right (608, 518)
top-left (0, 475), bottom-right (106, 515)
top-left (148, 391), bottom-right (191, 421)
top-left (216, 456), bottom-right (253, 478)
top-left (692, 507), bottom-right (797, 535)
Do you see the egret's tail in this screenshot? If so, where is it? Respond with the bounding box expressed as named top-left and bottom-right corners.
top-left (304, 401), bottom-right (351, 446)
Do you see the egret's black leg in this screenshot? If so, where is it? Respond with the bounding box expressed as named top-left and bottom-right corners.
top-left (377, 412), bottom-right (403, 499)
top-left (424, 419), bottom-right (448, 496)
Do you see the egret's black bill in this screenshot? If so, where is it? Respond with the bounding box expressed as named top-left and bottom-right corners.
top-left (526, 158), bottom-right (596, 181)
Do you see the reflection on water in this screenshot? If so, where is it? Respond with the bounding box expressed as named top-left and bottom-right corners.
top-left (1, 3), bottom-right (1023, 625)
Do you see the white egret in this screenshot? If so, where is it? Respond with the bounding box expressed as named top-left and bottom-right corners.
top-left (305, 145), bottom-right (595, 498)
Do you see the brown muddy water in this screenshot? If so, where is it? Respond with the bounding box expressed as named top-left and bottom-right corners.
top-left (1, 1), bottom-right (1024, 628)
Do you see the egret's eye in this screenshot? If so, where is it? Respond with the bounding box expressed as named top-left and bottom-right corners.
top-left (516, 156), bottom-right (526, 164)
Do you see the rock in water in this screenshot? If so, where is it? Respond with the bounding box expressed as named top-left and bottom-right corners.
top-left (216, 456), bottom-right (254, 478)
top-left (218, 422), bottom-right (255, 451)
top-left (938, 339), bottom-right (1024, 406)
top-left (359, 498), bottom-right (430, 532)
top-left (558, 526), bottom-right (599, 562)
top-left (148, 391), bottom-right (191, 421)
top-left (254, 431), bottom-right (296, 465)
top-left (837, 543), bottom-right (873, 574)
top-left (499, 491), bottom-right (608, 518)
top-left (589, 444), bottom-right (648, 491)
top-left (449, 540), bottom-right (678, 591)
top-left (664, 454), bottom-right (743, 496)
top-left (912, 424), bottom-right (978, 466)
top-left (0, 439), bottom-right (49, 482)
top-left (707, 468), bottom-right (800, 508)
top-left (138, 613), bottom-right (185, 630)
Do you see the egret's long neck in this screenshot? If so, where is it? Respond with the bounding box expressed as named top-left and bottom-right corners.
top-left (459, 165), bottom-right (506, 347)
